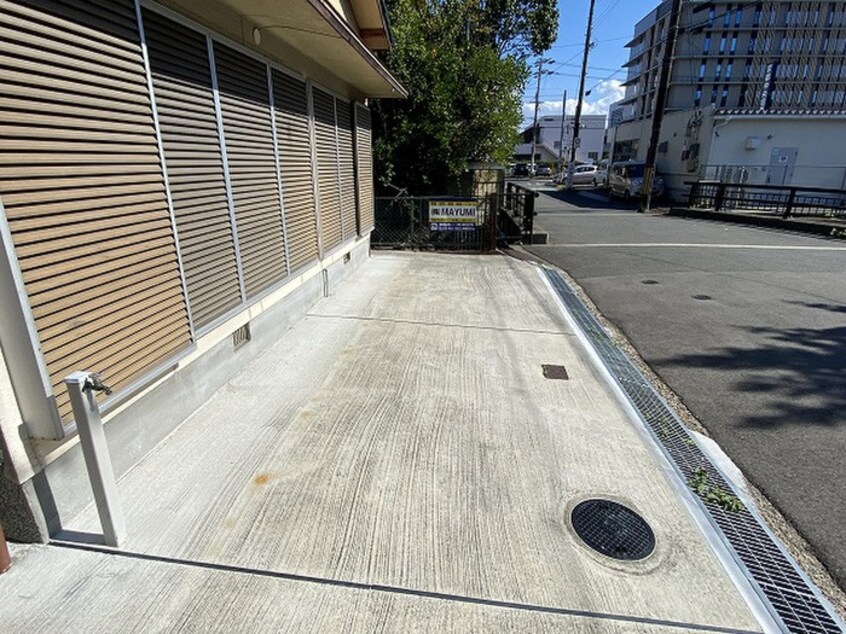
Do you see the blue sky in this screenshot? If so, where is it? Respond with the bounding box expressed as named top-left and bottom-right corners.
top-left (522, 0), bottom-right (659, 125)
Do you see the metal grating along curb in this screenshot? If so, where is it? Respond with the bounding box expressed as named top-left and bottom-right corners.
top-left (542, 267), bottom-right (845, 634)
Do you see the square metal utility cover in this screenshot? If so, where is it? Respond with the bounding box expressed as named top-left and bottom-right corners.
top-left (542, 364), bottom-right (569, 380)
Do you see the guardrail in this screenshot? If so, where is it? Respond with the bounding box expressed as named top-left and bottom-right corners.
top-left (688, 181), bottom-right (846, 219)
top-left (501, 182), bottom-right (537, 243)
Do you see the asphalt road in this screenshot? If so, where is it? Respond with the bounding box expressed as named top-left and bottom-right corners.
top-left (525, 188), bottom-right (846, 590)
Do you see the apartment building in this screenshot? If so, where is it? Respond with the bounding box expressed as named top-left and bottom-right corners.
top-left (608, 1), bottom-right (846, 196)
top-left (0, 0), bottom-right (404, 542)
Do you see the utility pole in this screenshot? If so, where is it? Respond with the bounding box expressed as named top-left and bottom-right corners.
top-left (567, 0), bottom-right (596, 189)
top-left (530, 58), bottom-right (544, 176)
top-left (640, 0), bottom-right (684, 211)
top-left (558, 89), bottom-right (567, 178)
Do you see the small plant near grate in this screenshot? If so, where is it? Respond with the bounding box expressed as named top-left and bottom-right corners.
top-left (689, 467), bottom-right (744, 513)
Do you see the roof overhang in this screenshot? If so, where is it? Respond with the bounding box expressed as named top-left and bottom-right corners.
top-left (349, 0), bottom-right (392, 51)
top-left (197, 0), bottom-right (406, 98)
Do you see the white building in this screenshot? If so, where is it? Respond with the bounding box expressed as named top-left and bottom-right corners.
top-left (608, 0), bottom-right (846, 199)
top-left (515, 114), bottom-right (607, 165)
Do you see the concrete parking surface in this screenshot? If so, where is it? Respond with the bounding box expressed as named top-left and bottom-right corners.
top-left (526, 188), bottom-right (846, 591)
top-left (1, 253), bottom-right (765, 633)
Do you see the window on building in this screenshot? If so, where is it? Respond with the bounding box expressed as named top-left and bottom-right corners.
top-left (725, 62), bottom-right (733, 79)
top-left (753, 3), bottom-right (762, 27)
top-left (730, 35), bottom-right (737, 53)
top-left (710, 87), bottom-right (718, 104)
top-left (724, 4), bottom-right (732, 27)
top-left (694, 87), bottom-right (702, 106)
top-left (699, 61), bottom-right (707, 79)
top-left (719, 34), bottom-right (727, 53)
top-left (715, 62), bottom-right (722, 80)
top-left (720, 88), bottom-right (729, 107)
top-left (588, 152), bottom-right (599, 161)
top-left (735, 7), bottom-right (743, 27)
top-left (704, 34), bottom-right (711, 54)
top-left (708, 7), bottom-right (715, 26)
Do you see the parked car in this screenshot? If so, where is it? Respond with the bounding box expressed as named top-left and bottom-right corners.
top-left (571, 164), bottom-right (598, 185)
top-left (607, 161), bottom-right (664, 199)
top-left (594, 159), bottom-right (609, 187)
top-left (535, 165), bottom-right (553, 178)
top-left (513, 163), bottom-right (530, 178)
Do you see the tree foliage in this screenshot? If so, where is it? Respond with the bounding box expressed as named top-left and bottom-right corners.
top-left (372, 0), bottom-right (558, 195)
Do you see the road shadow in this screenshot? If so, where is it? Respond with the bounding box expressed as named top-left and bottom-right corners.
top-left (658, 318), bottom-right (846, 429)
top-left (538, 188), bottom-right (638, 212)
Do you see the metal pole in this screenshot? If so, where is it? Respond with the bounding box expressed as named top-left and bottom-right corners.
top-left (567, 0), bottom-right (597, 189)
top-left (530, 58), bottom-right (543, 177)
top-left (64, 372), bottom-right (126, 547)
top-left (558, 90), bottom-right (567, 179)
top-left (0, 522), bottom-right (10, 574)
top-left (640, 0), bottom-right (684, 212)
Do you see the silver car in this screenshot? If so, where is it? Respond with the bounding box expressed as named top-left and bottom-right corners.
top-left (571, 164), bottom-right (598, 185)
top-left (607, 161), bottom-right (664, 199)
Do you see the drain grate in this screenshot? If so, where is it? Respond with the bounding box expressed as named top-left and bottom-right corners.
top-left (542, 364), bottom-right (569, 380)
top-left (571, 499), bottom-right (655, 561)
top-left (543, 268), bottom-right (844, 634)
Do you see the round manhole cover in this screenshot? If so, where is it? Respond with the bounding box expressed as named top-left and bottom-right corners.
top-left (571, 499), bottom-right (655, 561)
top-left (692, 294), bottom-right (713, 301)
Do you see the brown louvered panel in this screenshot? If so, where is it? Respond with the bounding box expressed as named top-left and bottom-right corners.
top-left (355, 104), bottom-right (374, 233)
top-left (143, 9), bottom-right (242, 328)
top-left (312, 88), bottom-right (342, 251)
top-left (0, 0), bottom-right (191, 422)
top-left (214, 42), bottom-right (287, 298)
top-left (336, 100), bottom-right (356, 240)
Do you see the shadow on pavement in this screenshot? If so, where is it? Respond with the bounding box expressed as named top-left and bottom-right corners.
top-left (659, 313), bottom-right (846, 430)
top-left (539, 188), bottom-right (638, 212)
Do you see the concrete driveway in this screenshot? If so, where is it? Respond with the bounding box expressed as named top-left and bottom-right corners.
top-left (0, 253), bottom-right (764, 633)
top-left (525, 189), bottom-right (846, 591)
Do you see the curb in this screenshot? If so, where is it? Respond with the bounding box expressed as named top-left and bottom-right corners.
top-left (668, 207), bottom-right (846, 238)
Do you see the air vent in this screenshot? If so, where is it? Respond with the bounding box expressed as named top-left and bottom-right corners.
top-left (232, 323), bottom-right (251, 350)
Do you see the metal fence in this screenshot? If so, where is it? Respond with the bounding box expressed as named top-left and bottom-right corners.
top-left (501, 182), bottom-right (536, 242)
top-left (688, 181), bottom-right (846, 219)
top-left (372, 196), bottom-right (496, 251)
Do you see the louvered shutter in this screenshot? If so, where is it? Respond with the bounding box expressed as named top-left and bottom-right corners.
top-left (336, 100), bottom-right (356, 241)
top-left (0, 0), bottom-right (191, 421)
top-left (312, 88), bottom-right (342, 251)
top-left (272, 71), bottom-right (318, 272)
top-left (354, 104), bottom-right (374, 233)
top-left (213, 42), bottom-right (287, 298)
top-left (142, 9), bottom-right (242, 328)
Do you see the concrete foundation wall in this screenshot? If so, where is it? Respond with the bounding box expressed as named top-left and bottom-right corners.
top-left (0, 238), bottom-right (370, 542)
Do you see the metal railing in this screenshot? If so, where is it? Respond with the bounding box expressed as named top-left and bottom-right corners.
top-left (372, 196), bottom-right (496, 252)
top-left (501, 182), bottom-right (536, 243)
top-left (688, 181), bottom-right (846, 219)
top-left (372, 186), bottom-right (538, 251)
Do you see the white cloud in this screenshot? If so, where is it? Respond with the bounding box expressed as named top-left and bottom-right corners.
top-left (522, 79), bottom-right (624, 125)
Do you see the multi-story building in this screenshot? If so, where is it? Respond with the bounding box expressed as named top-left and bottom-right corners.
top-left (608, 1), bottom-right (846, 196)
top-left (514, 114), bottom-right (607, 166)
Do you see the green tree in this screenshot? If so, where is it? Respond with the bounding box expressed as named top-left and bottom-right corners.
top-left (372, 0), bottom-right (558, 195)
